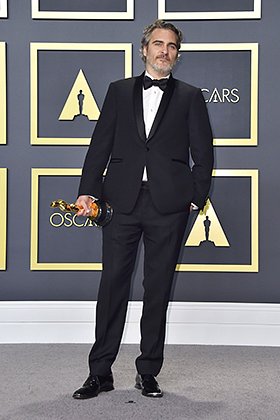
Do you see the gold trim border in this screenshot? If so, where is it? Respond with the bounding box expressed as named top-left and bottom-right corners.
top-left (180, 43), bottom-right (258, 146)
top-left (0, 0), bottom-right (7, 18)
top-left (0, 168), bottom-right (7, 270)
top-left (30, 168), bottom-right (102, 270)
top-left (0, 42), bottom-right (6, 144)
top-left (176, 169), bottom-right (259, 272)
top-left (30, 43), bottom-right (132, 145)
top-left (158, 0), bottom-right (261, 20)
top-left (31, 0), bottom-right (134, 20)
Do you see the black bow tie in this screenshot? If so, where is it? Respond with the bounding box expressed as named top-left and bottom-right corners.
top-left (143, 76), bottom-right (168, 91)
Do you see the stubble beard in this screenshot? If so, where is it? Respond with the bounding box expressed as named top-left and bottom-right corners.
top-left (146, 57), bottom-right (175, 77)
top-left (152, 62), bottom-right (173, 76)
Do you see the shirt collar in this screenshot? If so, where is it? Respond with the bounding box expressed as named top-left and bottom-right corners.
top-left (144, 70), bottom-right (170, 80)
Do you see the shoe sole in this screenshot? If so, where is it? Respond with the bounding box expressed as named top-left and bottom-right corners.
top-left (72, 384), bottom-right (114, 399)
top-left (135, 382), bottom-right (163, 398)
top-left (100, 384), bottom-right (114, 392)
top-left (142, 391), bottom-right (163, 398)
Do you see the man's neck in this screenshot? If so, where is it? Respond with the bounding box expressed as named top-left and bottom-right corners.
top-left (145, 70), bottom-right (170, 80)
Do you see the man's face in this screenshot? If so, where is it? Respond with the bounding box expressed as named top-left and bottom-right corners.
top-left (143, 28), bottom-right (179, 78)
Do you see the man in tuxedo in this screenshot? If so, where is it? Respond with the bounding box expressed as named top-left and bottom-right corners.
top-left (73, 20), bottom-right (213, 399)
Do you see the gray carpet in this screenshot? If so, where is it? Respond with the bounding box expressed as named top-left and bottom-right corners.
top-left (0, 344), bottom-right (280, 419)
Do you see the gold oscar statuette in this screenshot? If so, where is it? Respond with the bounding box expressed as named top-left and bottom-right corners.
top-left (50, 199), bottom-right (113, 227)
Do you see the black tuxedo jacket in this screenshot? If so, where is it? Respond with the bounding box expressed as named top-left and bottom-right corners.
top-left (78, 73), bottom-right (214, 214)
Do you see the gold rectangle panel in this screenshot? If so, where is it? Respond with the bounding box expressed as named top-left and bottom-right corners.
top-left (31, 169), bottom-right (258, 272)
top-left (30, 42), bottom-right (132, 145)
top-left (180, 43), bottom-right (258, 146)
top-left (0, 168), bottom-right (7, 270)
top-left (0, 42), bottom-right (6, 144)
top-left (176, 169), bottom-right (259, 272)
top-left (31, 0), bottom-right (134, 20)
top-left (158, 0), bottom-right (261, 19)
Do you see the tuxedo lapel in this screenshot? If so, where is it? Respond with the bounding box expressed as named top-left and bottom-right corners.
top-left (147, 75), bottom-right (175, 142)
top-left (133, 73), bottom-right (146, 142)
top-left (133, 73), bottom-right (176, 143)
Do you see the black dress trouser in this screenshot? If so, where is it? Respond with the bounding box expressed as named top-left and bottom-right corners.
top-left (88, 183), bottom-right (189, 376)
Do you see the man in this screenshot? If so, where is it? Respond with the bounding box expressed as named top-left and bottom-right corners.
top-left (73, 20), bottom-right (213, 399)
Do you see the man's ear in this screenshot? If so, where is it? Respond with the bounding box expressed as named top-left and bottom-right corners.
top-left (143, 45), bottom-right (147, 57)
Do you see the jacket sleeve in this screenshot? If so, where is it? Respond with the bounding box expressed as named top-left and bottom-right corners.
top-left (78, 82), bottom-right (117, 198)
top-left (189, 88), bottom-right (214, 209)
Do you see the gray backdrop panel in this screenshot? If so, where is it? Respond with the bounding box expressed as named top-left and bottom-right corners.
top-left (39, 0), bottom-right (127, 13)
top-left (165, 0), bottom-right (255, 13)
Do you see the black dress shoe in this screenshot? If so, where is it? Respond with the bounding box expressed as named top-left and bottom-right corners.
top-left (135, 373), bottom-right (163, 398)
top-left (72, 374), bottom-right (114, 399)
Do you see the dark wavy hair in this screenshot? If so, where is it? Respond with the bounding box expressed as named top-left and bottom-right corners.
top-left (140, 20), bottom-right (183, 62)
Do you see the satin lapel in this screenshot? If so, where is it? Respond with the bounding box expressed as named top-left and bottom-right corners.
top-left (147, 75), bottom-right (175, 142)
top-left (133, 73), bottom-right (146, 142)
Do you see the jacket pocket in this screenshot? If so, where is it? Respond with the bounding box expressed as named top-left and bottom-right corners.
top-left (171, 158), bottom-right (187, 165)
top-left (110, 157), bottom-right (123, 163)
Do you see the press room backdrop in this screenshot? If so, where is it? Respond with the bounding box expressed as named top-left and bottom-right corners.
top-left (0, 0), bottom-right (279, 344)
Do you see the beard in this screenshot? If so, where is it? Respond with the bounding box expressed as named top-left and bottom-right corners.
top-left (147, 56), bottom-right (175, 76)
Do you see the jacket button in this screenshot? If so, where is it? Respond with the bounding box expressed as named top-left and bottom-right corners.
top-left (146, 147), bottom-right (150, 151)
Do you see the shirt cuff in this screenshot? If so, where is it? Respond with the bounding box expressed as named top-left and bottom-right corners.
top-left (191, 203), bottom-right (199, 210)
top-left (88, 195), bottom-right (98, 202)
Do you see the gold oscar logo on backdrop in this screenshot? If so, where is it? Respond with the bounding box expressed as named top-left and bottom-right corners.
top-left (185, 199), bottom-right (230, 247)
top-left (58, 69), bottom-right (100, 121)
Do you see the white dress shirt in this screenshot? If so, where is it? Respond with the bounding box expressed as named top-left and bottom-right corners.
top-left (142, 71), bottom-right (169, 181)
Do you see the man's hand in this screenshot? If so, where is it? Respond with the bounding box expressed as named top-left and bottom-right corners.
top-left (75, 195), bottom-right (95, 217)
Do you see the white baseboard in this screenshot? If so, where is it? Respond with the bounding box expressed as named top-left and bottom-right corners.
top-left (1, 301), bottom-right (280, 346)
